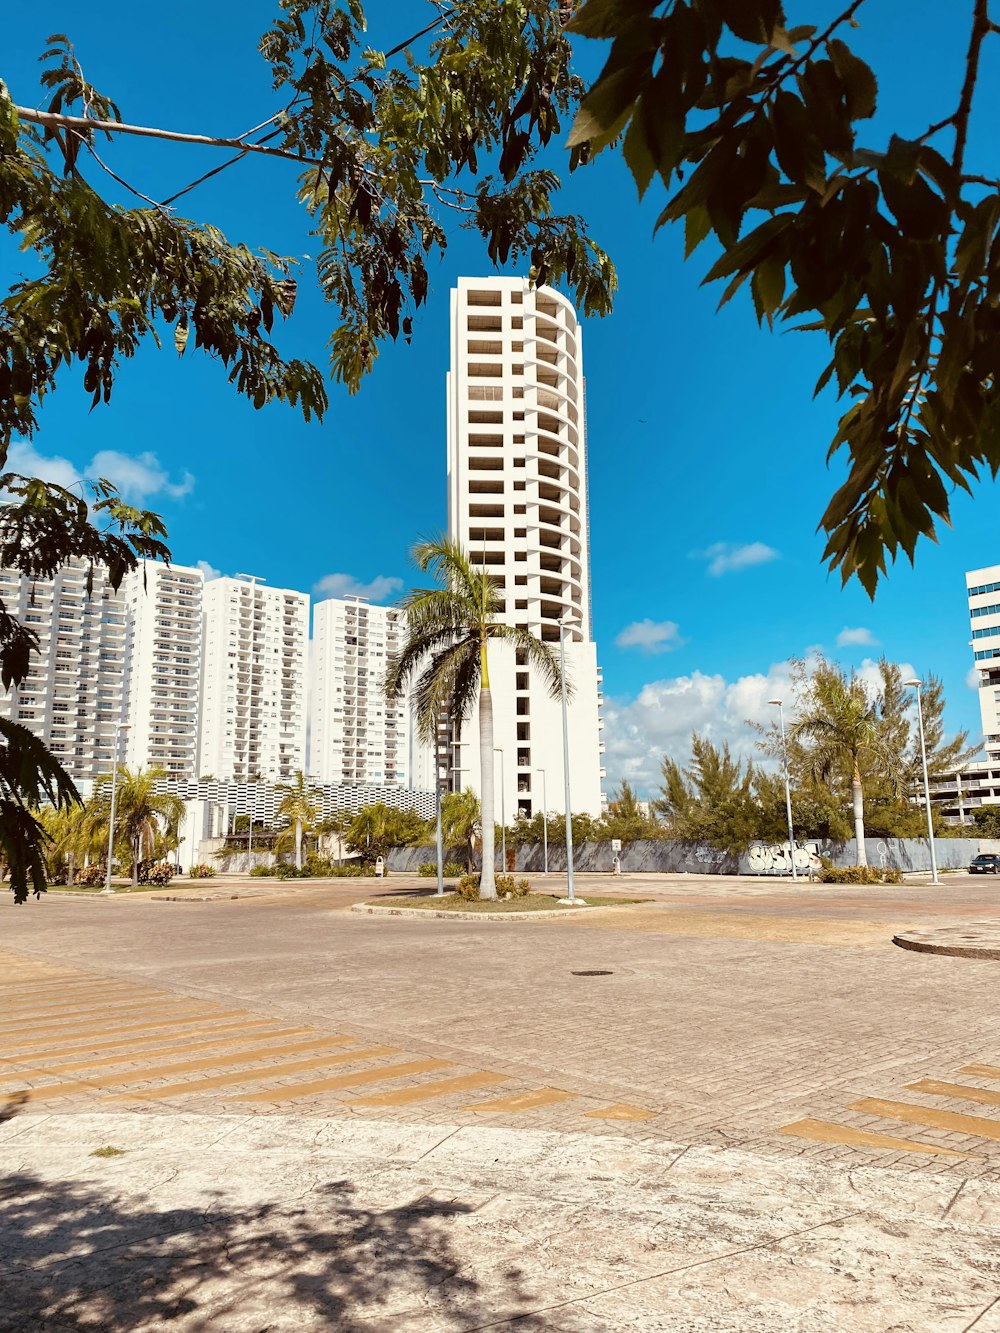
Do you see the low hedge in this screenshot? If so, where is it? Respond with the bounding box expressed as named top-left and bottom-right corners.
top-left (817, 864), bottom-right (903, 885)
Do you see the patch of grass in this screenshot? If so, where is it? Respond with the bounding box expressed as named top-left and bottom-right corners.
top-left (46, 884), bottom-right (165, 895)
top-left (369, 893), bottom-right (650, 914)
top-left (90, 1145), bottom-right (126, 1158)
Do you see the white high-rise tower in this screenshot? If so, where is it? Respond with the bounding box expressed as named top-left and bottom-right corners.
top-left (446, 276), bottom-right (604, 819)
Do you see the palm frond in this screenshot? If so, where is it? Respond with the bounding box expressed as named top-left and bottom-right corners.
top-left (490, 623), bottom-right (566, 700)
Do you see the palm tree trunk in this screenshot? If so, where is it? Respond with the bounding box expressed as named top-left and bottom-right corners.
top-left (852, 766), bottom-right (867, 866)
top-left (479, 678), bottom-right (497, 901)
top-left (295, 819), bottom-right (303, 870)
top-left (131, 840), bottom-right (139, 886)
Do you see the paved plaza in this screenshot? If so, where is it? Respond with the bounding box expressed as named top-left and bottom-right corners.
top-left (3, 871), bottom-right (1000, 1328)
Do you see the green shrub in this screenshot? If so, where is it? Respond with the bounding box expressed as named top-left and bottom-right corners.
top-left (305, 854), bottom-right (336, 876)
top-left (456, 872), bottom-right (481, 901)
top-left (249, 864), bottom-right (277, 877)
top-left (278, 864), bottom-right (310, 879)
top-left (75, 864), bottom-right (105, 887)
top-left (188, 863), bottom-right (216, 879)
top-left (419, 861), bottom-right (466, 878)
top-left (817, 865), bottom-right (904, 885)
top-left (496, 873), bottom-right (530, 899)
top-left (137, 860), bottom-right (175, 886)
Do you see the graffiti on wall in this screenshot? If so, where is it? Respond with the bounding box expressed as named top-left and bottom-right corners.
top-left (744, 841), bottom-right (823, 875)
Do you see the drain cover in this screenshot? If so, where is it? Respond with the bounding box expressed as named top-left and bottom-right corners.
top-left (571, 969), bottom-right (614, 976)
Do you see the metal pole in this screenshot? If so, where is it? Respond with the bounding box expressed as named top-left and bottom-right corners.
top-left (769, 700), bottom-right (797, 881)
top-left (537, 768), bottom-right (548, 874)
top-left (560, 619), bottom-right (576, 901)
top-left (494, 748), bottom-right (505, 871)
top-left (102, 723), bottom-right (128, 894)
top-left (435, 774), bottom-right (444, 895)
top-left (908, 680), bottom-right (939, 885)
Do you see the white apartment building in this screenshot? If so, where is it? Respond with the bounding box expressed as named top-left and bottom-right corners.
top-left (968, 562), bottom-right (1000, 766)
top-left (199, 575), bottom-right (309, 782)
top-left (120, 561), bottom-right (203, 778)
top-left (446, 276), bottom-right (604, 819)
top-left (310, 595), bottom-right (409, 786)
top-left (0, 558), bottom-right (127, 784)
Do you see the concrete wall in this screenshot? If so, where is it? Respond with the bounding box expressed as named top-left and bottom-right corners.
top-left (388, 837), bottom-right (986, 876)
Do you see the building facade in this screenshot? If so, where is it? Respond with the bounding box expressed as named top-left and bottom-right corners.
top-left (310, 595), bottom-right (409, 786)
top-left (968, 563), bottom-right (1000, 770)
top-left (0, 558), bottom-right (127, 785)
top-left (445, 276), bottom-right (604, 819)
top-left (120, 560), bottom-right (204, 778)
top-left (198, 575), bottom-right (309, 782)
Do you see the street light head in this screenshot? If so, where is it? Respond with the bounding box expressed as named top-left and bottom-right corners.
top-left (767, 699), bottom-right (782, 707)
top-left (902, 678), bottom-right (921, 688)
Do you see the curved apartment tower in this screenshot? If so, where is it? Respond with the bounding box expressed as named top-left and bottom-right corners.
top-left (447, 276), bottom-right (604, 820)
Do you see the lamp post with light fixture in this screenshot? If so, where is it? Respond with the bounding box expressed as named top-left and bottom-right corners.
top-left (559, 615), bottom-right (579, 902)
top-left (102, 722), bottom-right (129, 895)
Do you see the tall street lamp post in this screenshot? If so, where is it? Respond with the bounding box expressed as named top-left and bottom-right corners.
top-left (493, 747), bottom-right (506, 872)
top-left (102, 722), bottom-right (129, 895)
top-left (559, 615), bottom-right (579, 902)
top-left (767, 699), bottom-right (797, 881)
top-left (904, 678), bottom-right (940, 886)
top-left (536, 767), bottom-right (548, 873)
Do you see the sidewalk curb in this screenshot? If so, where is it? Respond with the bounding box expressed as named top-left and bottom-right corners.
top-left (351, 901), bottom-right (618, 922)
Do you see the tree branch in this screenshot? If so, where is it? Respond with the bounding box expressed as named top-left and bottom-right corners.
top-left (953, 0), bottom-right (991, 179)
top-left (14, 107), bottom-right (324, 168)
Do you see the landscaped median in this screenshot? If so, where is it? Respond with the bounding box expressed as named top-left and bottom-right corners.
top-left (353, 892), bottom-right (650, 921)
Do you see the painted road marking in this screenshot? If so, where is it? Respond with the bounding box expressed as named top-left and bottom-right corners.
top-left (0, 1009), bottom-right (250, 1046)
top-left (585, 1104), bottom-right (657, 1122)
top-left (778, 1117), bottom-right (973, 1156)
top-left (851, 1097), bottom-right (1000, 1141)
top-left (906, 1078), bottom-right (1000, 1108)
top-left (0, 1003), bottom-right (223, 1040)
top-left (236, 1057), bottom-right (451, 1104)
top-left (3, 1036), bottom-right (358, 1101)
top-left (112, 1046), bottom-right (401, 1101)
top-left (355, 1071), bottom-right (509, 1107)
top-left (0, 1023), bottom-right (313, 1077)
top-left (0, 986), bottom-right (162, 1014)
top-left (467, 1087), bottom-right (576, 1114)
top-left (0, 1017), bottom-right (289, 1061)
top-left (960, 1064), bottom-right (1000, 1080)
top-left (1, 1032), bottom-right (348, 1081)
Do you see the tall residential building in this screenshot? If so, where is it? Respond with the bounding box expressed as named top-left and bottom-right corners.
top-left (310, 595), bottom-right (409, 786)
top-left (120, 561), bottom-right (204, 778)
top-left (198, 574), bottom-right (309, 782)
top-left (446, 276), bottom-right (604, 819)
top-left (0, 558), bottom-right (127, 785)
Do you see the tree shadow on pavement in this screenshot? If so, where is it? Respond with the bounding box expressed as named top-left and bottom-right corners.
top-left (0, 1124), bottom-right (549, 1330)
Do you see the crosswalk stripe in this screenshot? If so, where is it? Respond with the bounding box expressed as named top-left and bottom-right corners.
top-left (115, 1046), bottom-right (401, 1101)
top-left (0, 1013), bottom-right (270, 1058)
top-left (778, 1117), bottom-right (973, 1156)
top-left (0, 986), bottom-right (160, 1014)
top-left (960, 1063), bottom-right (1000, 1080)
top-left (0, 1009), bottom-right (250, 1049)
top-left (0, 998), bottom-right (188, 1031)
top-left (466, 1087), bottom-right (575, 1113)
top-left (0, 1001), bottom-right (217, 1039)
top-left (906, 1078), bottom-right (1000, 1108)
top-left (355, 1071), bottom-right (509, 1107)
top-left (851, 1097), bottom-right (1000, 1140)
top-left (0, 1023), bottom-right (313, 1077)
top-left (585, 1104), bottom-right (657, 1122)
top-left (236, 1057), bottom-right (450, 1104)
top-left (4, 1035), bottom-right (358, 1100)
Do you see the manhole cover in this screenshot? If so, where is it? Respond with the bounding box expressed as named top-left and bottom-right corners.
top-left (571, 969), bottom-right (614, 976)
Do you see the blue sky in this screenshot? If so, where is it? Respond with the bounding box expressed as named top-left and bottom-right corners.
top-left (5, 2), bottom-right (999, 794)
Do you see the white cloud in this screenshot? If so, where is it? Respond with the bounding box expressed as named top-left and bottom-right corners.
top-left (836, 626), bottom-right (879, 648)
top-left (614, 619), bottom-right (684, 653)
top-left (968, 666), bottom-right (981, 690)
top-left (196, 560), bottom-right (222, 582)
top-left (603, 653), bottom-right (917, 797)
top-left (314, 572), bottom-right (403, 604)
top-left (695, 541), bottom-right (780, 577)
top-left (6, 442), bottom-right (194, 503)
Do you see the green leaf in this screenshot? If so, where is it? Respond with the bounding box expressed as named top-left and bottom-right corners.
top-left (173, 319), bottom-right (188, 356)
top-left (622, 114), bottom-right (655, 198)
top-left (715, 0), bottom-right (785, 45)
top-left (827, 39), bottom-right (877, 120)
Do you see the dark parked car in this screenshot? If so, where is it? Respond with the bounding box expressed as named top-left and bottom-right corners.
top-left (970, 854), bottom-right (1000, 874)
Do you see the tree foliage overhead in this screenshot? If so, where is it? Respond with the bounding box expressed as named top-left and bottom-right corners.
top-left (0, 2), bottom-right (615, 453)
top-left (567, 0), bottom-right (1000, 594)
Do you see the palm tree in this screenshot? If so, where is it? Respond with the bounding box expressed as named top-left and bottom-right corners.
top-left (92, 765), bottom-right (185, 884)
top-left (37, 801), bottom-right (104, 884)
top-left (275, 770), bottom-right (318, 870)
top-left (385, 537), bottom-right (564, 900)
top-left (790, 661), bottom-right (894, 867)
